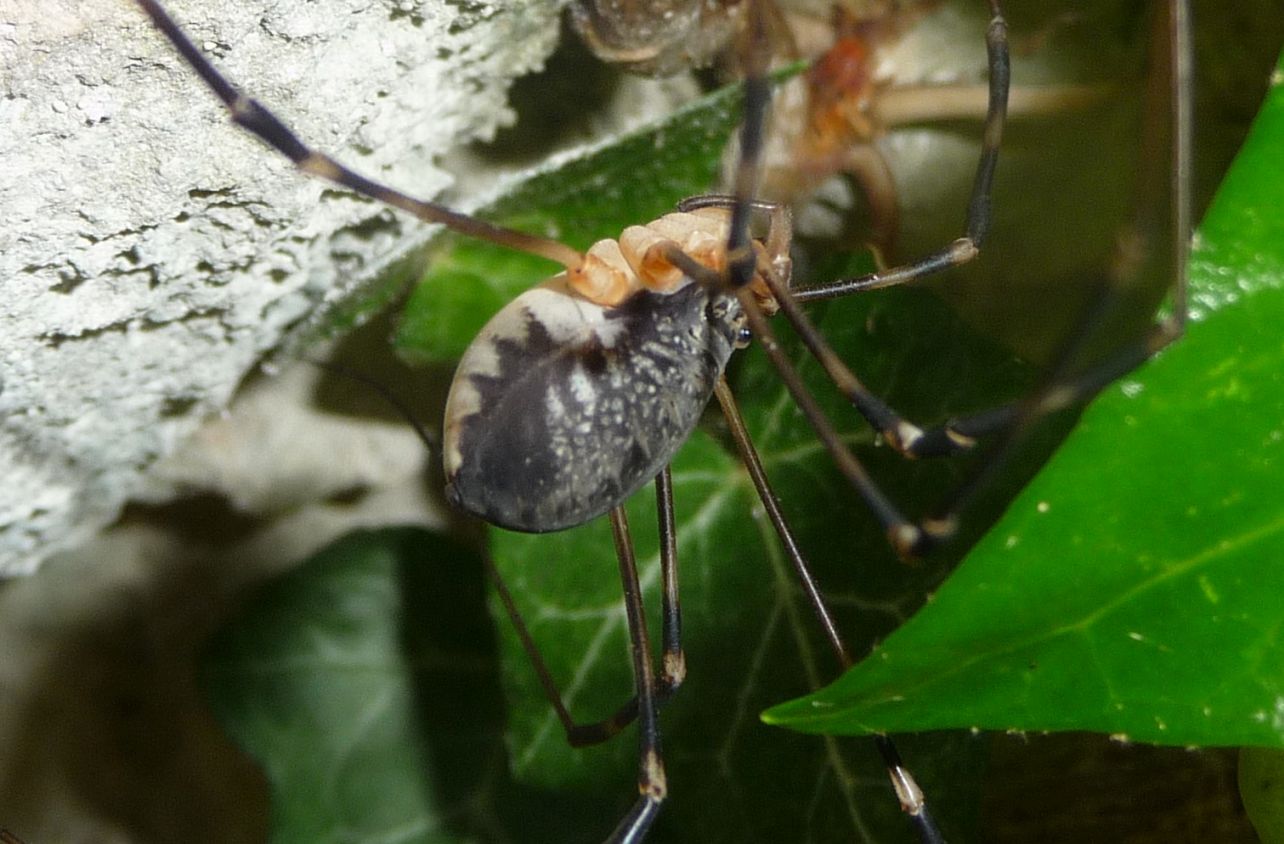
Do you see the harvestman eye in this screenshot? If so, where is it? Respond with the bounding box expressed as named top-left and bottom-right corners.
top-left (129, 0), bottom-right (1192, 841)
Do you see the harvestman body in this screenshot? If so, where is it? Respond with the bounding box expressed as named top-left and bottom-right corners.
top-left (445, 206), bottom-right (786, 532)
top-left (128, 0), bottom-right (1192, 840)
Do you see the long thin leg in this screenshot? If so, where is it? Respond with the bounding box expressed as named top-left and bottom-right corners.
top-left (750, 0), bottom-right (1185, 558)
top-left (766, 0), bottom-right (1180, 467)
top-left (714, 378), bottom-right (851, 667)
top-left (715, 377), bottom-right (944, 842)
top-left (714, 0), bottom-right (1190, 554)
top-left (749, 2), bottom-right (1012, 460)
top-left (654, 467), bottom-right (686, 690)
top-left (791, 2), bottom-right (1010, 300)
top-left (717, 7), bottom-right (949, 841)
top-left (483, 509), bottom-right (672, 842)
top-left (132, 0), bottom-right (582, 271)
top-left (489, 502), bottom-right (679, 842)
top-left (857, 0), bottom-right (1189, 464)
top-left (726, 0), bottom-right (774, 290)
top-left (919, 0), bottom-right (1192, 549)
top-left (604, 506), bottom-right (666, 843)
top-left (485, 469), bottom-right (685, 747)
top-left (680, 191), bottom-right (1000, 461)
top-left (679, 3), bottom-right (1012, 481)
top-left (0, 831), bottom-right (26, 844)
top-left (1158, 0), bottom-right (1191, 343)
top-left (663, 244), bottom-right (929, 554)
top-left (691, 2), bottom-right (1077, 564)
top-left (693, 3), bottom-right (1141, 470)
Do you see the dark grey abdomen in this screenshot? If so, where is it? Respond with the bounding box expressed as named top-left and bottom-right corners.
top-left (446, 283), bottom-right (738, 532)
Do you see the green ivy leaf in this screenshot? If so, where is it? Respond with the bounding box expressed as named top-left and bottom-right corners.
top-left (764, 54), bottom-right (1284, 748)
top-left (202, 530), bottom-right (491, 844)
top-left (203, 528), bottom-right (616, 843)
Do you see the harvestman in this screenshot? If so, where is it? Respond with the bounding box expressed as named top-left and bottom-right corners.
top-left (131, 0), bottom-right (1191, 841)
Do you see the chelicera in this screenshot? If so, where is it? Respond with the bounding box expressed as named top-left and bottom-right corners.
top-left (131, 0), bottom-right (1191, 841)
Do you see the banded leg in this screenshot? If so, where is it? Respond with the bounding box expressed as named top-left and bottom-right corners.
top-left (487, 502), bottom-right (674, 840)
top-left (133, 0), bottom-right (582, 271)
top-left (715, 377), bottom-right (945, 840)
top-left (916, 0), bottom-right (1192, 551)
top-left (790, 0), bottom-right (1010, 299)
top-left (604, 505), bottom-right (667, 843)
top-left (721, 0), bottom-right (1190, 555)
top-left (664, 198), bottom-right (933, 554)
top-left (713, 1), bottom-right (1148, 471)
top-left (486, 468), bottom-right (685, 748)
top-left (741, 0), bottom-right (1013, 464)
top-left (678, 4), bottom-right (1014, 562)
top-left (712, 3), bottom-right (993, 841)
top-left (682, 189), bottom-right (1003, 462)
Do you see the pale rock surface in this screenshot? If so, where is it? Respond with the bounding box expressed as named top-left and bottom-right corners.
top-left (0, 0), bottom-right (565, 575)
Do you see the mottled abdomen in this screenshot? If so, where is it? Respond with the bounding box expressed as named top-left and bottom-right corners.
top-left (443, 275), bottom-right (741, 533)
